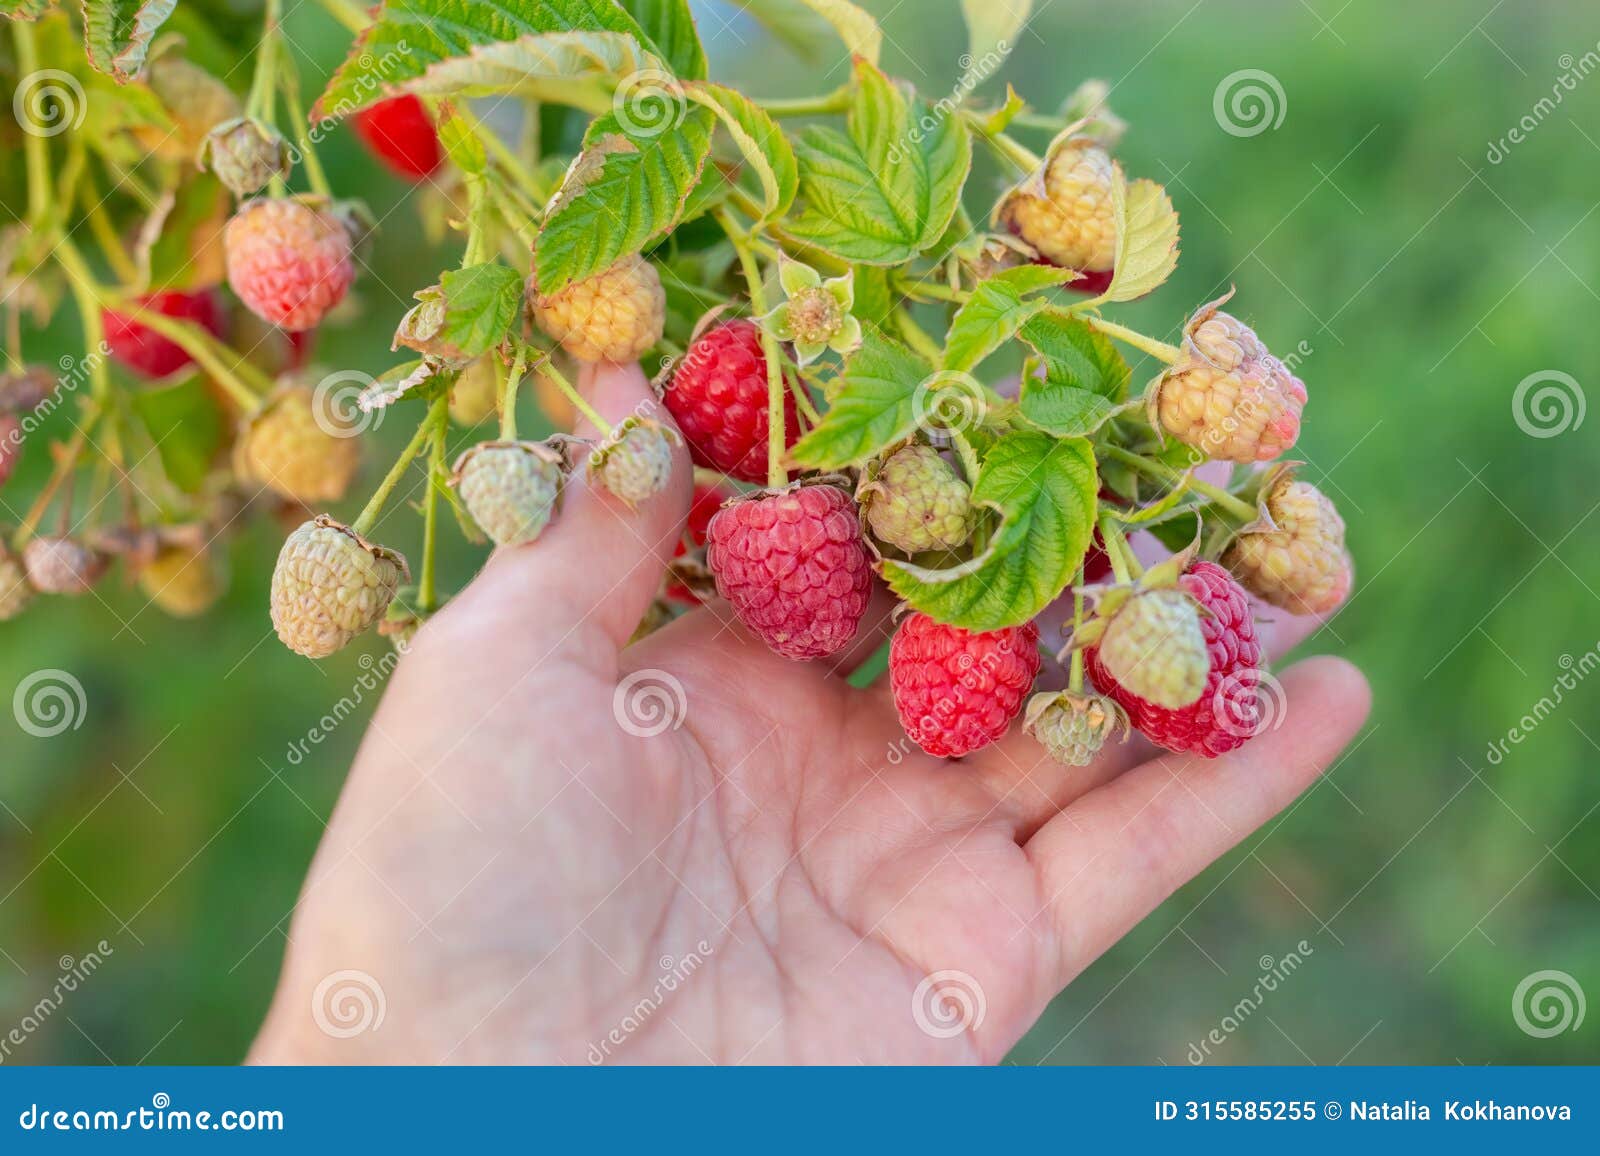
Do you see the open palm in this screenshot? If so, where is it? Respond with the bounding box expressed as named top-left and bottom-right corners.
top-left (251, 363), bottom-right (1368, 1065)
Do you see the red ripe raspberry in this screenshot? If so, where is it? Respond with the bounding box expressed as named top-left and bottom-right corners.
top-left (352, 96), bottom-right (442, 180)
top-left (706, 484), bottom-right (871, 659)
top-left (890, 613), bottom-right (1042, 758)
top-left (667, 483), bottom-right (730, 605)
top-left (103, 290), bottom-right (227, 378)
top-left (664, 320), bottom-right (798, 483)
top-left (1086, 561), bottom-right (1263, 758)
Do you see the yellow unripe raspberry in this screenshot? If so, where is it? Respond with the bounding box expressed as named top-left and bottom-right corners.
top-left (140, 545), bottom-right (226, 618)
top-left (999, 139), bottom-right (1117, 272)
top-left (1226, 476), bottom-right (1352, 615)
top-left (530, 255), bottom-right (665, 364)
top-left (234, 386), bottom-right (362, 504)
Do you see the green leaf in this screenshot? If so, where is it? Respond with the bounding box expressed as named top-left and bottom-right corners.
top-left (715, 0), bottom-right (830, 60)
top-left (785, 59), bottom-right (971, 264)
top-left (884, 434), bottom-right (1097, 630)
top-left (434, 104), bottom-right (487, 175)
top-left (959, 0), bottom-right (1027, 82)
top-left (533, 104), bottom-right (715, 295)
top-left (616, 0), bottom-right (706, 79)
top-left (942, 265), bottom-right (1068, 373)
top-left (1102, 169), bottom-right (1180, 303)
top-left (400, 30), bottom-right (665, 100)
top-left (687, 82), bottom-right (797, 224)
top-left (1018, 310), bottom-right (1131, 399)
top-left (852, 266), bottom-right (893, 331)
top-left (315, 0), bottom-right (655, 119)
top-left (81, 0), bottom-right (176, 81)
top-left (788, 332), bottom-right (930, 470)
top-left (436, 263), bottom-right (524, 357)
top-left (131, 374), bottom-right (223, 493)
top-left (2, 0), bottom-right (54, 21)
top-left (1018, 383), bottom-right (1118, 438)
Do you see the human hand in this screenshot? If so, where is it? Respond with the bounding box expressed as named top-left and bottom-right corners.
top-left (250, 362), bottom-right (1369, 1065)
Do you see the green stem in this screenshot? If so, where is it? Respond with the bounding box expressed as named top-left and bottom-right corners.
top-left (1086, 316), bottom-right (1181, 364)
top-left (1068, 581), bottom-right (1086, 692)
top-left (893, 308), bottom-right (943, 364)
top-left (499, 342), bottom-right (528, 442)
top-left (277, 55), bottom-right (333, 199)
top-left (759, 85), bottom-right (852, 118)
top-left (718, 208), bottom-right (787, 488)
top-left (787, 368), bottom-right (821, 427)
top-left (1099, 445), bottom-right (1256, 521)
top-left (960, 109), bottom-right (1041, 176)
top-left (1098, 516), bottom-right (1140, 582)
top-left (418, 394), bottom-right (448, 612)
top-left (110, 299), bottom-right (271, 411)
top-left (472, 111), bottom-right (547, 209)
top-left (79, 169), bottom-right (139, 285)
top-left (14, 413), bottom-right (99, 545)
top-left (316, 0), bottom-right (369, 33)
top-left (894, 275), bottom-right (968, 305)
top-left (13, 22), bottom-right (50, 225)
top-left (540, 353), bottom-right (610, 435)
top-left (246, 0), bottom-right (284, 125)
top-left (51, 238), bottom-right (111, 404)
top-left (352, 418), bottom-right (433, 538)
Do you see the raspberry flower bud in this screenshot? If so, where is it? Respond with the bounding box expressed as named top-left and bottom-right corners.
top-left (270, 516), bottom-right (407, 658)
top-left (225, 196), bottom-right (356, 332)
top-left (590, 417), bottom-right (679, 507)
top-left (22, 536), bottom-right (109, 596)
top-left (859, 445), bottom-right (973, 554)
top-left (764, 259), bottom-right (861, 366)
top-left (1152, 293), bottom-right (1307, 463)
top-left (233, 384), bottom-right (362, 504)
top-left (1225, 471), bottom-right (1352, 615)
top-left (529, 255), bottom-right (664, 364)
top-left (198, 117), bottom-right (293, 197)
top-left (451, 441), bottom-right (564, 547)
top-left (0, 546), bottom-right (32, 620)
top-left (1023, 691), bottom-right (1130, 767)
top-left (997, 134), bottom-right (1117, 274)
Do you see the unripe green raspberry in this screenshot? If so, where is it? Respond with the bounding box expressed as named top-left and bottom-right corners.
top-left (234, 384), bottom-right (362, 503)
top-left (22, 536), bottom-right (108, 596)
top-left (1023, 691), bottom-right (1130, 767)
top-left (861, 445), bottom-right (973, 554)
top-left (529, 255), bottom-right (665, 364)
top-left (591, 418), bottom-right (677, 507)
top-left (452, 441), bottom-right (564, 547)
top-left (270, 516), bottom-right (407, 658)
top-left (999, 138), bottom-right (1117, 272)
top-left (198, 117), bottom-right (292, 197)
top-left (1225, 475), bottom-right (1352, 615)
top-left (1154, 298), bottom-right (1307, 463)
top-left (0, 549), bottom-right (32, 620)
top-left (1097, 588), bottom-right (1208, 709)
top-left (449, 355), bottom-right (500, 427)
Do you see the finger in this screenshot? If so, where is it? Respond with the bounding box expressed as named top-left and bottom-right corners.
top-left (466, 361), bottom-right (692, 652)
top-left (1025, 656), bottom-right (1370, 983)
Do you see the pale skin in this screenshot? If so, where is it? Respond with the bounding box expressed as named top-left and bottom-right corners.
top-left (250, 362), bottom-right (1369, 1065)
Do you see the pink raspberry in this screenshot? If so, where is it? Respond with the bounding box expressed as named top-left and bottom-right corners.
top-left (706, 483), bottom-right (871, 660)
top-left (1086, 561), bottom-right (1263, 758)
top-left (225, 198), bottom-right (355, 332)
top-left (889, 613), bottom-right (1042, 758)
top-left (664, 320), bottom-right (798, 483)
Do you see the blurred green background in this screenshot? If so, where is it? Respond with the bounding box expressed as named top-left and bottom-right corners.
top-left (2, 0), bottom-right (1597, 1064)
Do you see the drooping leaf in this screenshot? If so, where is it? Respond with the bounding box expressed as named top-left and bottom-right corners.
top-left (686, 82), bottom-right (797, 223)
top-left (942, 265), bottom-right (1069, 373)
top-left (315, 0), bottom-right (656, 119)
top-left (789, 332), bottom-right (930, 470)
top-left (131, 373), bottom-right (223, 493)
top-left (883, 434), bottom-right (1097, 630)
top-left (81, 0), bottom-right (177, 82)
top-left (785, 59), bottom-right (971, 264)
top-left (616, 0), bottom-right (706, 79)
top-left (533, 104), bottom-right (715, 295)
top-left (959, 0), bottom-right (1028, 82)
top-left (1101, 169), bottom-right (1180, 303)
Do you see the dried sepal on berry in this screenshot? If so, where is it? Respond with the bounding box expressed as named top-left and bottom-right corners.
top-left (1023, 691), bottom-right (1130, 767)
top-left (270, 516), bottom-right (408, 659)
top-left (233, 383), bottom-right (362, 504)
top-left (1149, 290), bottom-right (1307, 463)
top-left (1225, 466), bottom-right (1352, 615)
top-left (451, 440), bottom-right (565, 547)
top-left (22, 536), bottom-right (109, 596)
top-left (857, 444), bottom-right (973, 555)
top-left (589, 417), bottom-right (680, 508)
top-left (528, 254), bottom-right (664, 364)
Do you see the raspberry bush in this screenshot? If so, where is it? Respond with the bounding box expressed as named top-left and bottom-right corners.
top-left (0, 0), bottom-right (1353, 764)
